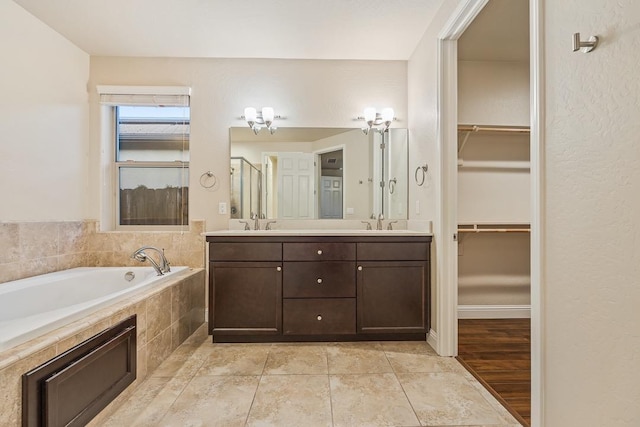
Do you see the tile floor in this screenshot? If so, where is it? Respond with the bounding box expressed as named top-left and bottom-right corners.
top-left (99, 326), bottom-right (521, 426)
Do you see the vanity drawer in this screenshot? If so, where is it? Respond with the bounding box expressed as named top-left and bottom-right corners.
top-left (283, 243), bottom-right (355, 261)
top-left (283, 262), bottom-right (356, 298)
top-left (357, 242), bottom-right (429, 261)
top-left (209, 242), bottom-right (281, 261)
top-left (283, 298), bottom-right (356, 335)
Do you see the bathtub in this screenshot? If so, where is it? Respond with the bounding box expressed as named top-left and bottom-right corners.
top-left (0, 266), bottom-right (188, 352)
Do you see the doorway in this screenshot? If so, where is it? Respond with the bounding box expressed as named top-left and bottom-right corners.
top-left (436, 0), bottom-right (543, 425)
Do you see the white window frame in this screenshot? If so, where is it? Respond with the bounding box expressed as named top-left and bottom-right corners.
top-left (97, 85), bottom-right (191, 231)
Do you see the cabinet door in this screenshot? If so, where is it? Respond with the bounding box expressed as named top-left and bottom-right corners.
top-left (210, 261), bottom-right (282, 335)
top-left (357, 261), bottom-right (429, 334)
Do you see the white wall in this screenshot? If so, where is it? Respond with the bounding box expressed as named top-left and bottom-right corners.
top-left (544, 0), bottom-right (640, 424)
top-left (0, 0), bottom-right (89, 221)
top-left (407, 0), bottom-right (462, 333)
top-left (88, 58), bottom-right (407, 231)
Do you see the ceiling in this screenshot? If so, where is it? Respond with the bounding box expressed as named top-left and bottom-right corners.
top-left (13, 0), bottom-right (444, 60)
top-left (458, 0), bottom-right (529, 62)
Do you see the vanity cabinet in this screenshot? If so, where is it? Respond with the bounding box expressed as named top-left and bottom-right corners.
top-left (206, 234), bottom-right (431, 342)
top-left (356, 242), bottom-right (430, 334)
top-left (209, 242), bottom-right (282, 335)
top-left (282, 242), bottom-right (356, 335)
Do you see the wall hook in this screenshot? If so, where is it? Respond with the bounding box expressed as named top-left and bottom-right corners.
top-left (573, 33), bottom-right (599, 53)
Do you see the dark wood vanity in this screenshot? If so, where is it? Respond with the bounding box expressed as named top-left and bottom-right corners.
top-left (206, 233), bottom-right (431, 342)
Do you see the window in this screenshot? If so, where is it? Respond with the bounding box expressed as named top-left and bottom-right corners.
top-left (98, 86), bottom-right (190, 229)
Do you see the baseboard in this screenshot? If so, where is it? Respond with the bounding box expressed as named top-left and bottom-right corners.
top-left (458, 305), bottom-right (531, 319)
top-left (427, 328), bottom-right (438, 351)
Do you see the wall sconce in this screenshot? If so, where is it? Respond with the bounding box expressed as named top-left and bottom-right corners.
top-left (242, 107), bottom-right (280, 135)
top-left (358, 107), bottom-right (395, 135)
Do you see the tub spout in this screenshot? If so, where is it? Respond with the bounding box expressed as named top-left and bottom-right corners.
top-left (131, 246), bottom-right (171, 275)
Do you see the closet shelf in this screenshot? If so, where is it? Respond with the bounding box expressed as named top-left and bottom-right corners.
top-left (458, 223), bottom-right (531, 233)
top-left (457, 159), bottom-right (530, 170)
top-left (458, 124), bottom-right (530, 134)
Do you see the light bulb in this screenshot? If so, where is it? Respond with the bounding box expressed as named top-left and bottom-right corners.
top-left (262, 107), bottom-right (275, 124)
top-left (381, 108), bottom-right (394, 123)
top-left (363, 108), bottom-right (376, 123)
top-left (244, 107), bottom-right (257, 123)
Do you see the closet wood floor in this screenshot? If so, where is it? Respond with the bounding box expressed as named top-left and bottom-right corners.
top-left (457, 318), bottom-right (531, 427)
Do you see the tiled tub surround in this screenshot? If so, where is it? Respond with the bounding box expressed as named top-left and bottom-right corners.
top-left (0, 219), bottom-right (206, 284)
top-left (0, 267), bottom-right (205, 427)
top-left (0, 266), bottom-right (190, 351)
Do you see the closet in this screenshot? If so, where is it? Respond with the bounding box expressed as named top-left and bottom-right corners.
top-left (456, 0), bottom-right (531, 320)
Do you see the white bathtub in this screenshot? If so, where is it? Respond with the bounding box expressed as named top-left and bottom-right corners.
top-left (0, 266), bottom-right (188, 352)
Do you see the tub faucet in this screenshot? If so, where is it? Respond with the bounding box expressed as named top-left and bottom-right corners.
top-left (131, 246), bottom-right (171, 276)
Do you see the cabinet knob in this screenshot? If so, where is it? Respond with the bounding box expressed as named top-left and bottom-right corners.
top-left (317, 249), bottom-right (323, 255)
top-left (276, 266), bottom-right (282, 271)
top-left (317, 278), bottom-right (323, 284)
top-left (317, 315), bottom-right (322, 321)
top-left (358, 266), bottom-right (363, 271)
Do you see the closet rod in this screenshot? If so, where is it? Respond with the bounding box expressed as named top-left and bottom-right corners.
top-left (458, 223), bottom-right (531, 233)
top-left (458, 124), bottom-right (530, 134)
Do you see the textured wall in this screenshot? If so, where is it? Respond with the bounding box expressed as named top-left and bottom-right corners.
top-left (0, 0), bottom-right (89, 221)
top-left (544, 0), bottom-right (640, 424)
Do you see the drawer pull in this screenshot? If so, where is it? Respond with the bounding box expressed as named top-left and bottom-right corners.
top-left (317, 278), bottom-right (323, 284)
top-left (358, 266), bottom-right (363, 271)
top-left (317, 249), bottom-right (323, 255)
top-left (277, 266), bottom-right (282, 271)
top-left (317, 315), bottom-right (322, 321)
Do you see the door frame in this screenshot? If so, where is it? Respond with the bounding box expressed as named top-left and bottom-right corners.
top-left (436, 0), bottom-right (544, 425)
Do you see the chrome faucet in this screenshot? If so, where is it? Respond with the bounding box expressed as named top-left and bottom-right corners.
top-left (387, 220), bottom-right (398, 230)
top-left (250, 212), bottom-right (260, 230)
top-left (376, 213), bottom-right (384, 230)
top-left (265, 220), bottom-right (276, 230)
top-left (131, 246), bottom-right (171, 276)
top-left (361, 220), bottom-right (372, 230)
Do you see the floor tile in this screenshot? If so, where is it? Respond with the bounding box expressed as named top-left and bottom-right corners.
top-left (385, 350), bottom-right (461, 374)
top-left (326, 342), bottom-right (393, 374)
top-left (246, 374), bottom-right (332, 427)
top-left (159, 375), bottom-right (260, 426)
top-left (100, 376), bottom-right (191, 427)
top-left (263, 344), bottom-right (328, 374)
top-left (196, 344), bottom-right (271, 376)
top-left (378, 340), bottom-right (438, 356)
top-left (397, 372), bottom-right (508, 426)
top-left (151, 343), bottom-right (210, 378)
top-left (330, 373), bottom-right (420, 427)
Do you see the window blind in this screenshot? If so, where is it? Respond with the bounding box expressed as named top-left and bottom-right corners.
top-left (97, 85), bottom-right (190, 107)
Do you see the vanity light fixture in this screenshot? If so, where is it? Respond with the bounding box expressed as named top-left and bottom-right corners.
top-left (358, 107), bottom-right (395, 135)
top-left (242, 107), bottom-right (281, 135)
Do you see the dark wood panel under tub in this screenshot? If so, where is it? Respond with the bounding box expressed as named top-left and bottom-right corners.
top-left (22, 316), bottom-right (136, 427)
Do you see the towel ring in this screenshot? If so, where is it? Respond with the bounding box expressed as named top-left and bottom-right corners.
top-left (415, 164), bottom-right (428, 186)
top-left (199, 171), bottom-right (217, 189)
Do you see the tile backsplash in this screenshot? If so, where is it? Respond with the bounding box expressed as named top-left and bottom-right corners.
top-left (0, 220), bottom-right (205, 285)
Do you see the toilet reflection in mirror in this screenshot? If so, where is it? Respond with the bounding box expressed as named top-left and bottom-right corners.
top-left (229, 127), bottom-right (408, 221)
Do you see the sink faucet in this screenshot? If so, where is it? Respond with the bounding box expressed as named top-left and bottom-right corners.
top-left (376, 213), bottom-right (384, 230)
top-left (250, 212), bottom-right (260, 230)
top-left (387, 220), bottom-right (398, 230)
top-left (361, 220), bottom-right (372, 230)
top-left (265, 220), bottom-right (276, 230)
top-left (131, 246), bottom-right (171, 276)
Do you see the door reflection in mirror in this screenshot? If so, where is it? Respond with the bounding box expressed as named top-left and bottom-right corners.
top-left (229, 127), bottom-right (407, 220)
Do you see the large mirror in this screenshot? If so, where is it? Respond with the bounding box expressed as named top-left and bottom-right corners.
top-left (229, 127), bottom-right (408, 221)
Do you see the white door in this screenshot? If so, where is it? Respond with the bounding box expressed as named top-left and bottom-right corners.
top-left (320, 176), bottom-right (343, 219)
top-left (277, 153), bottom-right (315, 219)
